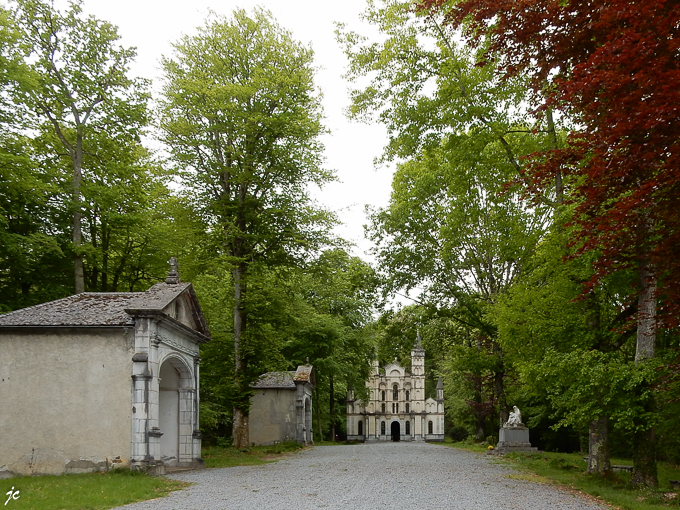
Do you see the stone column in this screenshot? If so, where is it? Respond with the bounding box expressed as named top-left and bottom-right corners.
top-left (131, 370), bottom-right (151, 465)
top-left (192, 358), bottom-right (202, 461)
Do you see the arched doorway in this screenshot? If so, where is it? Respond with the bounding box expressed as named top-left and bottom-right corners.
top-left (159, 361), bottom-right (180, 465)
top-left (158, 357), bottom-right (193, 467)
top-left (391, 421), bottom-right (400, 442)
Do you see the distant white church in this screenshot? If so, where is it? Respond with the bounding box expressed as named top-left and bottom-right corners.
top-left (346, 334), bottom-right (445, 442)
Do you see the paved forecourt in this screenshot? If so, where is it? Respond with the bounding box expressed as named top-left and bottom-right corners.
top-left (114, 442), bottom-right (606, 510)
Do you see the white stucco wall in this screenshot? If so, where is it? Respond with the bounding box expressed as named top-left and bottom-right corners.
top-left (0, 329), bottom-right (133, 476)
top-left (249, 389), bottom-right (296, 446)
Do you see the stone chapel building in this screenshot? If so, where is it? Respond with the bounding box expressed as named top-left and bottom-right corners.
top-left (346, 334), bottom-right (445, 442)
top-left (0, 260), bottom-right (208, 476)
top-left (249, 364), bottom-right (315, 446)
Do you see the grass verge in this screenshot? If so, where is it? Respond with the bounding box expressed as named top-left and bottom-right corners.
top-left (202, 441), bottom-right (305, 468)
top-left (0, 469), bottom-right (188, 510)
top-left (445, 441), bottom-right (680, 510)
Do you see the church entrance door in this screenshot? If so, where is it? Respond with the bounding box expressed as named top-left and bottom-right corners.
top-left (391, 421), bottom-right (400, 442)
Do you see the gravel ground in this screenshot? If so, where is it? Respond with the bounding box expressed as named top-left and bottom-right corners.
top-left (114, 442), bottom-right (607, 510)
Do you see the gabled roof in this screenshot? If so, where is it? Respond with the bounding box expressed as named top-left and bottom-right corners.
top-left (253, 365), bottom-right (314, 389)
top-left (0, 281), bottom-right (210, 340)
top-left (253, 371), bottom-right (297, 389)
top-left (0, 292), bottom-right (139, 327)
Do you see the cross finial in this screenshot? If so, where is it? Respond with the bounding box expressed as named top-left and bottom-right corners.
top-left (166, 256), bottom-right (180, 284)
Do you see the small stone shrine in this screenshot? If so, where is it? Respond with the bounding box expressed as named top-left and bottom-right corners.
top-left (249, 363), bottom-right (315, 446)
top-left (493, 406), bottom-right (538, 454)
top-left (0, 258), bottom-right (209, 477)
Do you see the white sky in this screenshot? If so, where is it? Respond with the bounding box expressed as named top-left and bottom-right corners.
top-left (79, 0), bottom-right (396, 260)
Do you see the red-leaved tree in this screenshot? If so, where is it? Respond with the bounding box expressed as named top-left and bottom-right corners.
top-left (417, 0), bottom-right (680, 486)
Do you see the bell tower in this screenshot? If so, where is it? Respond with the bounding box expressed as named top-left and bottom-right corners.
top-left (410, 330), bottom-right (425, 377)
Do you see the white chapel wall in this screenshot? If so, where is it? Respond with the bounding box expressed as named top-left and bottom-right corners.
top-left (0, 329), bottom-right (133, 476)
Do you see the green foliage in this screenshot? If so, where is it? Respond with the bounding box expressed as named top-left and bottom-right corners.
top-left (282, 249), bottom-right (381, 440)
top-left (159, 7), bottom-right (336, 268)
top-left (0, 0), bottom-right (168, 302)
top-left (195, 249), bottom-right (381, 443)
top-left (159, 9), bottom-right (337, 445)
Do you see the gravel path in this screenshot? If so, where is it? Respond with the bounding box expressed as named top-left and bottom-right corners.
top-left (115, 442), bottom-right (606, 510)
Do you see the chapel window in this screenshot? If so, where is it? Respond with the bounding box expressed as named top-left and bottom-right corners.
top-left (358, 421), bottom-right (363, 436)
top-left (381, 390), bottom-right (386, 401)
top-left (405, 421), bottom-right (410, 435)
top-left (406, 403), bottom-right (409, 413)
top-left (382, 403), bottom-right (385, 413)
top-left (393, 384), bottom-right (398, 400)
top-left (381, 421), bottom-right (386, 435)
top-left (428, 420), bottom-right (433, 434)
top-left (405, 390), bottom-right (410, 401)
top-left (392, 403), bottom-right (395, 413)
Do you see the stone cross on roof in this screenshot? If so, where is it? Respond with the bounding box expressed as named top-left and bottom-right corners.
top-left (166, 257), bottom-right (181, 284)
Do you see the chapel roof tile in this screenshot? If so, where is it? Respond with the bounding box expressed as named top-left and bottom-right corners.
top-left (0, 282), bottom-right (195, 329)
top-left (0, 292), bottom-right (140, 327)
top-left (252, 371), bottom-right (297, 389)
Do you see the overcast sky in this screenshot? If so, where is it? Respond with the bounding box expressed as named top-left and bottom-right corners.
top-left (78, 0), bottom-right (395, 260)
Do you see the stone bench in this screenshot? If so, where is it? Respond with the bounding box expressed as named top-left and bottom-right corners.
top-left (582, 457), bottom-right (633, 472)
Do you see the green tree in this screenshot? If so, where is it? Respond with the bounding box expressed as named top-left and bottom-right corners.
top-left (337, 0), bottom-right (565, 205)
top-left (284, 249), bottom-right (380, 440)
top-left (0, 6), bottom-right (71, 309)
top-left (6, 0), bottom-right (150, 294)
top-left (159, 8), bottom-right (336, 448)
top-left (368, 144), bottom-right (550, 426)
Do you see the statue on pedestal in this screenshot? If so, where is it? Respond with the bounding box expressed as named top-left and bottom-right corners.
top-left (493, 405), bottom-right (537, 455)
top-left (505, 406), bottom-right (523, 428)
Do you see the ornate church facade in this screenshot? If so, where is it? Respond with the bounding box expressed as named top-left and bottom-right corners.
top-left (346, 335), bottom-right (445, 442)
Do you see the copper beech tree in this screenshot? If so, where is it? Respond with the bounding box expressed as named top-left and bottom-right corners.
top-left (418, 0), bottom-right (679, 486)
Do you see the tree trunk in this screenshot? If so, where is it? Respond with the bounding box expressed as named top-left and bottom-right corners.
top-left (329, 373), bottom-right (336, 442)
top-left (546, 108), bottom-right (563, 206)
top-left (493, 341), bottom-right (509, 427)
top-left (631, 261), bottom-right (658, 487)
top-left (632, 426), bottom-right (658, 487)
top-left (315, 383), bottom-right (323, 441)
top-left (73, 133), bottom-right (85, 294)
top-left (472, 375), bottom-right (484, 441)
top-left (635, 263), bottom-right (656, 362)
top-left (232, 263), bottom-right (250, 449)
top-left (472, 336), bottom-right (484, 441)
top-left (588, 416), bottom-right (611, 475)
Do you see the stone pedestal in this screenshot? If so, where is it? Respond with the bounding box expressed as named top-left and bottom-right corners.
top-left (494, 426), bottom-right (538, 454)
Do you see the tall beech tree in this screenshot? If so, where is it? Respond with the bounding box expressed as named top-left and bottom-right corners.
top-left (340, 0), bottom-right (555, 428)
top-left (6, 0), bottom-right (150, 294)
top-left (159, 8), bottom-right (335, 448)
top-left (368, 143), bottom-right (550, 426)
top-left (418, 0), bottom-right (680, 486)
